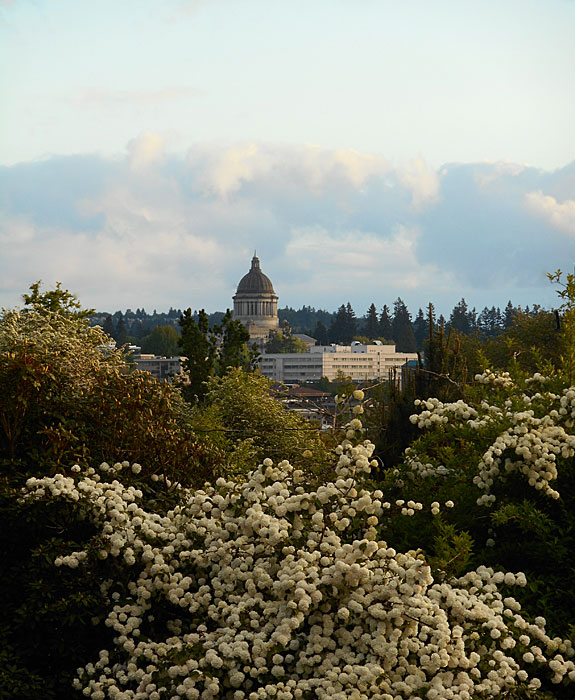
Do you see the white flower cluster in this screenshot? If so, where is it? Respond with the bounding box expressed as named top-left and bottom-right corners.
top-left (22, 423), bottom-right (575, 700)
top-left (410, 399), bottom-right (482, 430)
top-left (474, 370), bottom-right (514, 388)
top-left (525, 373), bottom-right (549, 386)
top-left (408, 377), bottom-right (575, 505)
top-left (473, 409), bottom-right (575, 505)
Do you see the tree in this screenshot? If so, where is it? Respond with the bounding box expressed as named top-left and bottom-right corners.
top-left (379, 304), bottom-right (393, 340)
top-left (412, 307), bottom-right (428, 350)
top-left (329, 303), bottom-right (356, 344)
top-left (312, 320), bottom-right (329, 345)
top-left (178, 309), bottom-right (217, 401)
top-left (141, 325), bottom-right (180, 357)
top-left (448, 298), bottom-right (474, 335)
top-left (204, 368), bottom-right (330, 469)
top-left (265, 330), bottom-right (307, 353)
top-left (392, 297), bottom-right (417, 352)
top-left (478, 305), bottom-right (503, 337)
top-left (364, 303), bottom-right (380, 339)
top-left (22, 280), bottom-right (94, 318)
top-left (102, 314), bottom-right (115, 338)
top-left (217, 309), bottom-right (257, 372)
top-left (114, 312), bottom-right (128, 346)
top-left (0, 295), bottom-right (224, 699)
top-left (503, 300), bottom-right (518, 329)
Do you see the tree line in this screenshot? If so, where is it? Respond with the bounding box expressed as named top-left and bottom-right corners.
top-left (91, 298), bottom-right (539, 356)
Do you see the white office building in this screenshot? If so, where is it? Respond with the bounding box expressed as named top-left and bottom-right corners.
top-left (258, 342), bottom-right (418, 383)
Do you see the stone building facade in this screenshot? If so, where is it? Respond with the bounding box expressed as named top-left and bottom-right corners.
top-left (232, 253), bottom-right (279, 341)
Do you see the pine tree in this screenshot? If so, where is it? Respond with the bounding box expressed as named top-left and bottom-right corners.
top-left (503, 301), bottom-right (517, 329)
top-left (449, 298), bottom-right (473, 335)
top-left (178, 309), bottom-right (217, 401)
top-left (412, 308), bottom-right (428, 350)
top-left (364, 303), bottom-right (379, 339)
top-left (115, 313), bottom-right (128, 346)
top-left (330, 304), bottom-right (356, 344)
top-left (312, 321), bottom-right (329, 346)
top-left (217, 310), bottom-right (257, 373)
top-left (392, 298), bottom-right (417, 352)
top-left (102, 314), bottom-right (115, 338)
top-left (379, 305), bottom-right (393, 341)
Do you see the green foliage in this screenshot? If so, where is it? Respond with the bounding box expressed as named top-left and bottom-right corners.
top-left (265, 329), bottom-right (307, 353)
top-left (22, 280), bottom-right (94, 318)
top-left (392, 297), bottom-right (417, 352)
top-left (217, 309), bottom-right (258, 372)
top-left (178, 309), bottom-right (258, 402)
top-left (140, 324), bottom-right (180, 356)
top-left (178, 308), bottom-right (217, 401)
top-left (0, 294), bottom-right (229, 698)
top-left (329, 302), bottom-right (357, 344)
top-left (427, 519), bottom-right (474, 579)
top-left (203, 368), bottom-right (332, 475)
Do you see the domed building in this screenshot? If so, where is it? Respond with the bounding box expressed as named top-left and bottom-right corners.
top-left (233, 253), bottom-right (279, 341)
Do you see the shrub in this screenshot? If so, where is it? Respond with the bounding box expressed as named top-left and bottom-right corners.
top-left (21, 417), bottom-right (575, 699)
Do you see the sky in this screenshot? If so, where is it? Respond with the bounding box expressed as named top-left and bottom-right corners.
top-left (0, 0), bottom-right (574, 317)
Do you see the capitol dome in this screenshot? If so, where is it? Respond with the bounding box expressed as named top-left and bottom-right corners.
top-left (236, 254), bottom-right (276, 295)
top-left (233, 253), bottom-right (279, 339)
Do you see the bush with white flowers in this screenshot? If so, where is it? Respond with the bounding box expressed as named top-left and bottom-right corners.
top-left (23, 415), bottom-right (575, 700)
top-left (408, 371), bottom-right (575, 506)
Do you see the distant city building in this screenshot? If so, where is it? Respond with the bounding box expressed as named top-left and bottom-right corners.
top-left (233, 253), bottom-right (279, 342)
top-left (259, 342), bottom-right (418, 383)
top-left (132, 353), bottom-right (186, 382)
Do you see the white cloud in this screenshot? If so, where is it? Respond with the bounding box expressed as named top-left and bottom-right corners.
top-left (126, 132), bottom-right (167, 172)
top-left (398, 157), bottom-right (440, 210)
top-left (187, 143), bottom-right (390, 198)
top-left (284, 225), bottom-right (452, 297)
top-left (525, 190), bottom-right (575, 236)
top-left (1, 143), bottom-right (572, 314)
top-left (474, 160), bottom-right (527, 189)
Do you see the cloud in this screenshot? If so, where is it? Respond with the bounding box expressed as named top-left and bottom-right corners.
top-left (0, 142), bottom-right (572, 314)
top-left (398, 158), bottom-right (440, 210)
top-left (126, 132), bottom-right (167, 172)
top-left (187, 143), bottom-right (390, 198)
top-left (525, 190), bottom-right (575, 236)
top-left (284, 225), bottom-right (453, 299)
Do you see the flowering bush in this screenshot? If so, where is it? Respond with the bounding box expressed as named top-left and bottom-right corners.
top-left (408, 371), bottom-right (575, 506)
top-left (22, 417), bottom-right (575, 700)
top-left (376, 366), bottom-right (575, 649)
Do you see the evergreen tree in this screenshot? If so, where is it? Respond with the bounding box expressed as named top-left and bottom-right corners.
top-left (379, 305), bottom-right (393, 341)
top-left (364, 303), bottom-right (380, 339)
top-left (312, 321), bottom-right (329, 346)
top-left (141, 325), bottom-right (180, 357)
top-left (178, 309), bottom-right (217, 401)
top-left (115, 313), bottom-right (128, 346)
top-left (102, 314), bottom-right (115, 338)
top-left (478, 306), bottom-right (503, 338)
top-left (412, 307), bottom-right (428, 350)
top-left (217, 310), bottom-right (257, 373)
top-left (330, 303), bottom-right (356, 344)
top-left (449, 298), bottom-right (474, 335)
top-left (503, 300), bottom-right (517, 328)
top-left (345, 302), bottom-right (357, 341)
top-left (392, 298), bottom-right (417, 352)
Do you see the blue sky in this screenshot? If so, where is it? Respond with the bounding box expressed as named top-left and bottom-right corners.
top-left (1, 0), bottom-right (574, 316)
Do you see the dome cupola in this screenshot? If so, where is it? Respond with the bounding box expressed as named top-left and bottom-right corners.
top-left (232, 252), bottom-right (279, 338)
top-left (236, 254), bottom-right (276, 294)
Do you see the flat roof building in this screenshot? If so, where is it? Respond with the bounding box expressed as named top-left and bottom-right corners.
top-left (259, 342), bottom-right (418, 383)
